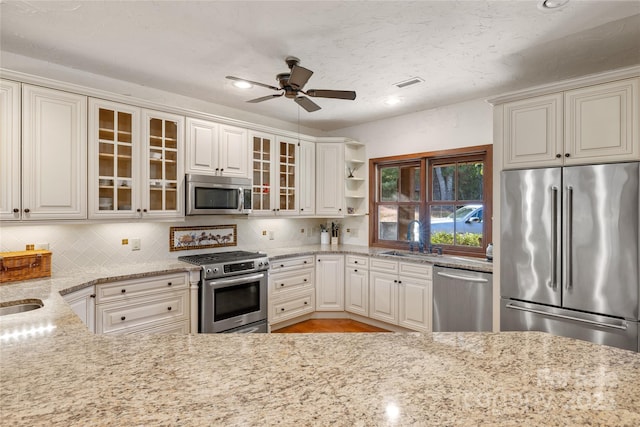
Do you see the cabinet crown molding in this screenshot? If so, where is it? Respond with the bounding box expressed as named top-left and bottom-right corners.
top-left (487, 65), bottom-right (640, 105)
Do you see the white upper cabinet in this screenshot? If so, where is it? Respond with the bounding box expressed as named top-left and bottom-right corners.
top-left (186, 119), bottom-right (249, 178)
top-left (502, 77), bottom-right (639, 169)
top-left (88, 99), bottom-right (141, 219)
top-left (141, 109), bottom-right (184, 218)
top-left (0, 80), bottom-right (21, 221)
top-left (316, 142), bottom-right (345, 216)
top-left (503, 93), bottom-right (564, 169)
top-left (275, 136), bottom-right (299, 215)
top-left (344, 141), bottom-right (367, 216)
top-left (219, 124), bottom-right (249, 178)
top-left (564, 78), bottom-right (639, 165)
top-left (298, 140), bottom-right (315, 216)
top-left (21, 85), bottom-right (87, 220)
top-left (250, 131), bottom-right (276, 215)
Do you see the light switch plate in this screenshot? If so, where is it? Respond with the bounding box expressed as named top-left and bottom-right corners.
top-left (131, 238), bottom-right (141, 251)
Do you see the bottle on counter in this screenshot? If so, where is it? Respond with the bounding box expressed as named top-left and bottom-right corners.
top-left (486, 243), bottom-right (493, 261)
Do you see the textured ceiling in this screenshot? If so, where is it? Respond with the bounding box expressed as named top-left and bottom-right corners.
top-left (1, 1), bottom-right (639, 131)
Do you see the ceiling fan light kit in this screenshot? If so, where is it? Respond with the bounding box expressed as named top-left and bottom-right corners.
top-left (226, 56), bottom-right (356, 112)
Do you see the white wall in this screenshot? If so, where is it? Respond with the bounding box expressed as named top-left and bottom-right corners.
top-left (333, 98), bottom-right (493, 158)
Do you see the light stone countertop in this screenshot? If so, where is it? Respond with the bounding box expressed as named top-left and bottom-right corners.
top-left (2, 250), bottom-right (639, 425)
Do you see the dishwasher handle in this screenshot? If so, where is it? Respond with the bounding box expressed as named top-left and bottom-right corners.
top-left (436, 271), bottom-right (488, 283)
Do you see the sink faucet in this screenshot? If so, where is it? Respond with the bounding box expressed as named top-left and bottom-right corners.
top-left (407, 220), bottom-right (425, 253)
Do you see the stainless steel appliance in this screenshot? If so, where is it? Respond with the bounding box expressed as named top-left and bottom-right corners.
top-left (433, 266), bottom-right (492, 332)
top-left (501, 162), bottom-right (640, 352)
top-left (185, 174), bottom-right (252, 215)
top-left (179, 250), bottom-right (269, 333)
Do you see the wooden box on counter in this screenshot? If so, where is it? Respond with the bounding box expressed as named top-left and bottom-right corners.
top-left (0, 250), bottom-right (52, 284)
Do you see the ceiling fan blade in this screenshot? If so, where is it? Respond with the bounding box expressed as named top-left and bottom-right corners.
top-left (247, 93), bottom-right (284, 103)
top-left (306, 89), bottom-right (356, 100)
top-left (226, 76), bottom-right (281, 91)
top-left (288, 65), bottom-right (313, 89)
top-left (294, 96), bottom-right (321, 112)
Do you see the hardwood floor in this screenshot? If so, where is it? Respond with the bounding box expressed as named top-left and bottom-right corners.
top-left (272, 319), bottom-right (390, 333)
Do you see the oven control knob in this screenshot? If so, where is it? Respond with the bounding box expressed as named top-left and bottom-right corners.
top-left (205, 268), bottom-right (213, 275)
top-left (212, 267), bottom-right (219, 274)
top-left (258, 262), bottom-right (264, 267)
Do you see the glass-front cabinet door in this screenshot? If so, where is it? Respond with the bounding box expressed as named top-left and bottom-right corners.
top-left (277, 137), bottom-right (298, 215)
top-left (88, 99), bottom-right (140, 218)
top-left (250, 132), bottom-right (275, 215)
top-left (142, 109), bottom-right (184, 217)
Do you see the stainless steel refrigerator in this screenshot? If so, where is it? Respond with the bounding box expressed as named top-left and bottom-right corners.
top-left (500, 162), bottom-right (639, 352)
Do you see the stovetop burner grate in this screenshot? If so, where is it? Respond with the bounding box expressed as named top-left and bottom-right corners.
top-left (178, 250), bottom-right (264, 266)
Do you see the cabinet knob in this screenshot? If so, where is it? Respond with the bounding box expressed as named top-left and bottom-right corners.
top-left (280, 283), bottom-right (285, 287)
top-left (354, 269), bottom-right (358, 272)
top-left (136, 208), bottom-right (141, 213)
top-left (354, 261), bottom-right (358, 264)
top-left (24, 208), bottom-right (30, 213)
top-left (220, 168), bottom-right (224, 172)
top-left (303, 261), bottom-right (307, 264)
top-left (121, 316), bottom-right (126, 321)
top-left (12, 208), bottom-right (19, 213)
top-left (555, 154), bottom-right (561, 158)
top-left (303, 278), bottom-right (307, 282)
top-left (280, 264), bottom-right (284, 268)
top-left (143, 209), bottom-right (148, 213)
top-left (398, 280), bottom-right (402, 284)
top-left (167, 306), bottom-right (172, 311)
top-left (167, 282), bottom-right (172, 286)
top-left (394, 280), bottom-right (398, 283)
top-left (281, 308), bottom-right (285, 312)
top-left (121, 289), bottom-right (126, 293)
top-left (300, 208), bottom-right (304, 211)
top-left (90, 294), bottom-right (96, 298)
top-left (565, 153), bottom-right (570, 158)
top-left (304, 301), bottom-right (308, 305)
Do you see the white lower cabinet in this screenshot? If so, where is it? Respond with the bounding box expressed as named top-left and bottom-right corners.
top-left (94, 272), bottom-right (190, 335)
top-left (369, 258), bottom-right (432, 332)
top-left (315, 254), bottom-right (345, 311)
top-left (345, 255), bottom-right (369, 317)
top-left (269, 256), bottom-right (315, 327)
top-left (62, 285), bottom-right (96, 332)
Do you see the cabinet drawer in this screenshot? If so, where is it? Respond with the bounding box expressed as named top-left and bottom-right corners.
top-left (271, 289), bottom-right (315, 324)
top-left (125, 320), bottom-right (190, 335)
top-left (346, 255), bottom-right (369, 268)
top-left (370, 258), bottom-right (398, 273)
top-left (97, 291), bottom-right (188, 334)
top-left (270, 256), bottom-right (314, 271)
top-left (270, 268), bottom-right (314, 296)
top-left (96, 273), bottom-right (188, 303)
top-left (399, 261), bottom-right (432, 279)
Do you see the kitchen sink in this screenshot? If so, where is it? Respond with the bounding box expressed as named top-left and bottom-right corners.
top-left (380, 250), bottom-right (439, 259)
top-left (0, 300), bottom-right (43, 316)
top-left (446, 256), bottom-right (489, 265)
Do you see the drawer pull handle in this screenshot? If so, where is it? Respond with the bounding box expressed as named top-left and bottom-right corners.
top-left (121, 289), bottom-right (126, 294)
top-left (121, 316), bottom-right (126, 321)
top-left (167, 306), bottom-right (172, 311)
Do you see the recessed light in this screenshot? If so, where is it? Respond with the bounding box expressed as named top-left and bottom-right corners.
top-left (384, 96), bottom-right (403, 106)
top-left (538, 0), bottom-right (570, 11)
top-left (232, 80), bottom-right (253, 89)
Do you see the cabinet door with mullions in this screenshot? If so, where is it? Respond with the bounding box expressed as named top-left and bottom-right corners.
top-left (88, 99), bottom-right (140, 218)
top-left (142, 109), bottom-right (184, 218)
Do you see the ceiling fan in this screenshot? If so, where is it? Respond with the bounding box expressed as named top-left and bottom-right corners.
top-left (226, 56), bottom-right (356, 112)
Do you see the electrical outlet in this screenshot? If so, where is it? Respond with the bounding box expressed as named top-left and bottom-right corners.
top-left (122, 239), bottom-right (129, 245)
top-left (131, 238), bottom-right (141, 251)
top-left (262, 230), bottom-right (267, 236)
top-left (300, 228), bottom-right (305, 234)
top-left (268, 231), bottom-right (274, 240)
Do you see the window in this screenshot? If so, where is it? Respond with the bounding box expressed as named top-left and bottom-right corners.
top-left (370, 145), bottom-right (492, 256)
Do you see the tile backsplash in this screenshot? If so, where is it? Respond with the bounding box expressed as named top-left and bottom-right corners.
top-left (0, 216), bottom-right (367, 273)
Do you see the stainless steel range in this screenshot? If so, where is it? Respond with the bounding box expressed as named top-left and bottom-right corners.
top-left (179, 250), bottom-right (269, 333)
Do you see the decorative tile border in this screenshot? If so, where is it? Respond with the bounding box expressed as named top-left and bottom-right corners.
top-left (169, 225), bottom-right (237, 251)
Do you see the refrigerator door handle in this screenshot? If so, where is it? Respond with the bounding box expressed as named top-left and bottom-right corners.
top-left (505, 303), bottom-right (628, 331)
top-left (551, 186), bottom-right (559, 290)
top-left (566, 185), bottom-right (573, 290)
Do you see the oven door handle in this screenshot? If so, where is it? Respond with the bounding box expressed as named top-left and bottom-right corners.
top-left (207, 272), bottom-right (266, 287)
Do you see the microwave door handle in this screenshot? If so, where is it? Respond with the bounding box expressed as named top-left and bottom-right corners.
top-left (238, 188), bottom-right (244, 212)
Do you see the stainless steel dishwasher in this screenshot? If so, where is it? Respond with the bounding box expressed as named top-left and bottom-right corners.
top-left (433, 266), bottom-right (492, 332)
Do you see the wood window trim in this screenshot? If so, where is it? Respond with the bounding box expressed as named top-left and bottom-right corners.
top-left (369, 144), bottom-right (493, 257)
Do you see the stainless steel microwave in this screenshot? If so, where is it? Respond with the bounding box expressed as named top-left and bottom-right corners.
top-left (186, 174), bottom-right (252, 215)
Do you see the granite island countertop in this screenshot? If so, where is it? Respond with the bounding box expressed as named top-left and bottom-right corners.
top-left (2, 253), bottom-right (639, 425)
